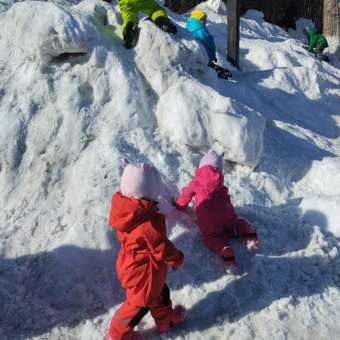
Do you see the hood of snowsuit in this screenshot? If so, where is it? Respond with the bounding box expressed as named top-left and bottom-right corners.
top-left (193, 165), bottom-right (224, 194)
top-left (109, 192), bottom-right (157, 233)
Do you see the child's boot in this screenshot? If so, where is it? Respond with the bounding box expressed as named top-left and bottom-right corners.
top-left (157, 305), bottom-right (186, 333)
top-left (221, 246), bottom-right (238, 274)
top-left (215, 65), bottom-right (232, 79)
top-left (154, 16), bottom-right (177, 34)
top-left (123, 22), bottom-right (140, 49)
top-left (125, 331), bottom-right (143, 340)
top-left (106, 330), bottom-right (143, 340)
top-left (209, 62), bottom-right (232, 79)
top-left (236, 221), bottom-right (260, 253)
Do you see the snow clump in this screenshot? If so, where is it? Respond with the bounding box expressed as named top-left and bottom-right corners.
top-left (0, 1), bottom-right (102, 62)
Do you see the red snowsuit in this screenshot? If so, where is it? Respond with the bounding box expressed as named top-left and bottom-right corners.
top-left (108, 192), bottom-right (184, 339)
top-left (175, 165), bottom-right (257, 256)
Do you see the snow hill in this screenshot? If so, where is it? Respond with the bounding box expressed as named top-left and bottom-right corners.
top-left (0, 1), bottom-right (340, 339)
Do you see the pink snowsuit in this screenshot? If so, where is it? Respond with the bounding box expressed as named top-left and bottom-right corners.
top-left (175, 165), bottom-right (257, 256)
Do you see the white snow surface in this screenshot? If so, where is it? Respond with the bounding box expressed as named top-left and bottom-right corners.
top-left (0, 1), bottom-right (105, 62)
top-left (294, 157), bottom-right (340, 237)
top-left (1, 1), bottom-right (340, 340)
top-left (300, 195), bottom-right (340, 238)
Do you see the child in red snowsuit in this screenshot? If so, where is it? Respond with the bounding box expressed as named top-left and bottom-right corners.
top-left (107, 163), bottom-right (185, 340)
top-left (174, 150), bottom-right (259, 272)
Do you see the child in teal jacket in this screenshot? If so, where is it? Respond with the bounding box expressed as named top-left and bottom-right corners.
top-left (186, 9), bottom-right (231, 79)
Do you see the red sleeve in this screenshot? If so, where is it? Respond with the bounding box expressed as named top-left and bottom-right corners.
top-left (143, 220), bottom-right (184, 268)
top-left (175, 180), bottom-right (196, 209)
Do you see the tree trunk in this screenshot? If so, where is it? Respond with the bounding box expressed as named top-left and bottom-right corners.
top-left (323, 0), bottom-right (340, 37)
top-left (227, 0), bottom-right (240, 69)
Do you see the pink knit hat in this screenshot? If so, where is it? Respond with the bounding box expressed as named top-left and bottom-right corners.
top-left (120, 163), bottom-right (161, 201)
top-left (199, 149), bottom-right (224, 171)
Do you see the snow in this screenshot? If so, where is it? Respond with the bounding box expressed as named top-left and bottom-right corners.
top-left (300, 195), bottom-right (340, 237)
top-left (206, 0), bottom-right (226, 14)
top-left (155, 80), bottom-right (265, 166)
top-left (0, 1), bottom-right (102, 62)
top-left (0, 1), bottom-right (340, 340)
top-left (294, 157), bottom-right (340, 197)
top-left (294, 157), bottom-right (340, 237)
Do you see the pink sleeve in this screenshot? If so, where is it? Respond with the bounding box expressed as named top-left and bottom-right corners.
top-left (175, 180), bottom-right (196, 209)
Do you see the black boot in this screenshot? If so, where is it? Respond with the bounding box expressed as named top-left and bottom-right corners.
top-left (215, 65), bottom-right (232, 79)
top-left (123, 22), bottom-right (140, 49)
top-left (154, 16), bottom-right (177, 34)
top-left (315, 50), bottom-right (330, 62)
top-left (209, 62), bottom-right (232, 79)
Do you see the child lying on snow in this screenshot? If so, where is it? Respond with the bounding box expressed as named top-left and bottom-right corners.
top-left (186, 9), bottom-right (232, 79)
top-left (174, 149), bottom-right (259, 273)
top-left (303, 26), bottom-right (329, 62)
top-left (104, 0), bottom-right (177, 49)
top-left (107, 162), bottom-right (185, 340)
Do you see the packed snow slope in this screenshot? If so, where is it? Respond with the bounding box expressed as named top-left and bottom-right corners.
top-left (1, 1), bottom-right (340, 339)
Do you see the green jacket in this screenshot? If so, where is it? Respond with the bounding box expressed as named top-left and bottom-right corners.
top-left (307, 27), bottom-right (328, 52)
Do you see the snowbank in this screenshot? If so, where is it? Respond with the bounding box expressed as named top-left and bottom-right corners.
top-left (1, 1), bottom-right (340, 339)
top-left (135, 19), bottom-right (265, 166)
top-left (0, 0), bottom-right (265, 167)
top-left (294, 157), bottom-right (340, 197)
top-left (0, 1), bottom-right (101, 62)
top-left (134, 20), bottom-right (207, 95)
top-left (156, 79), bottom-right (265, 166)
top-left (300, 195), bottom-right (340, 237)
top-left (206, 0), bottom-right (227, 14)
top-left (294, 157), bottom-right (340, 237)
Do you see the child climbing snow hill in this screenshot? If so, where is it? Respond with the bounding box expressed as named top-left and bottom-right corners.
top-left (107, 163), bottom-right (185, 340)
top-left (186, 9), bottom-right (231, 79)
top-left (303, 26), bottom-right (329, 62)
top-left (174, 149), bottom-right (259, 273)
top-left (117, 0), bottom-right (177, 48)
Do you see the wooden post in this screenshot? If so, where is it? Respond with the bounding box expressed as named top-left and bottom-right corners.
top-left (227, 0), bottom-right (240, 69)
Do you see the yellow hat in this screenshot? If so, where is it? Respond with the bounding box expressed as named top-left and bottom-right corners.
top-left (191, 9), bottom-right (207, 21)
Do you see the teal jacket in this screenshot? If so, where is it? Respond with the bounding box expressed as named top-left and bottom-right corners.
top-left (186, 18), bottom-right (216, 64)
top-left (307, 27), bottom-right (328, 52)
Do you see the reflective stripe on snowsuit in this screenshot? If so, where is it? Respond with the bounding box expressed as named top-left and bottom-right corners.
top-left (107, 284), bottom-right (173, 338)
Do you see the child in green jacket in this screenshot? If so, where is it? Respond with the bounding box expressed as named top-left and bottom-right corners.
top-left (117, 0), bottom-right (177, 49)
top-left (303, 27), bottom-right (329, 62)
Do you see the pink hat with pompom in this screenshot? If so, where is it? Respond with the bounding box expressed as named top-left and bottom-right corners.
top-left (199, 149), bottom-right (224, 171)
top-left (120, 163), bottom-right (161, 201)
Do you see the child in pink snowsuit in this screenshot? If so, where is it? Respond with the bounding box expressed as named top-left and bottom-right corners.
top-left (174, 149), bottom-right (259, 272)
